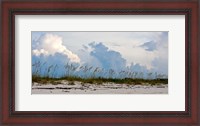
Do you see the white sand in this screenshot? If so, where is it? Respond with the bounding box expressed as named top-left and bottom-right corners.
top-left (32, 81), bottom-right (168, 94)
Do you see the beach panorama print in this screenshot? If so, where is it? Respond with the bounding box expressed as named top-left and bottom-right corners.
top-left (32, 32), bottom-right (168, 94)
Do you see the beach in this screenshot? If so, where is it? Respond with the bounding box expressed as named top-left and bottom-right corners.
top-left (32, 81), bottom-right (168, 94)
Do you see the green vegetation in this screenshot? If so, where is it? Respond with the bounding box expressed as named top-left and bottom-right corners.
top-left (32, 75), bottom-right (168, 86)
top-left (32, 61), bottom-right (168, 85)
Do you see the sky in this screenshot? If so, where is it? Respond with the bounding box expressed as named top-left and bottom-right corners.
top-left (32, 31), bottom-right (168, 78)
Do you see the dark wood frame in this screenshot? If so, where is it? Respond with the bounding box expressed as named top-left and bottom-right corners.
top-left (0, 0), bottom-right (199, 125)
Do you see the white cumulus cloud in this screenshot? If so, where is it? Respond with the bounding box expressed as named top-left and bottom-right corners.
top-left (32, 33), bottom-right (80, 63)
top-left (32, 49), bottom-right (49, 56)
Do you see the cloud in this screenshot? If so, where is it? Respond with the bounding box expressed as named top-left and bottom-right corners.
top-left (32, 32), bottom-right (168, 77)
top-left (32, 32), bottom-right (168, 69)
top-left (32, 53), bottom-right (72, 77)
top-left (32, 49), bottom-right (49, 56)
top-left (32, 33), bottom-right (80, 63)
top-left (151, 57), bottom-right (168, 74)
top-left (140, 41), bottom-right (157, 51)
top-left (88, 42), bottom-right (126, 71)
top-left (129, 63), bottom-right (148, 73)
top-left (82, 45), bottom-right (88, 50)
top-left (77, 48), bottom-right (102, 68)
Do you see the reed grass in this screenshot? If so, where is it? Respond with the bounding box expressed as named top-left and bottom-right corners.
top-left (32, 61), bottom-right (168, 85)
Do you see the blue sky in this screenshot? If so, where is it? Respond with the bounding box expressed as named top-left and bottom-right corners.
top-left (32, 31), bottom-right (168, 78)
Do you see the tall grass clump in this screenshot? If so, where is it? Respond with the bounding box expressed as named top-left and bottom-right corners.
top-left (32, 60), bottom-right (168, 85)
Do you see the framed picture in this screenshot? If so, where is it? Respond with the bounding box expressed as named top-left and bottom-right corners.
top-left (1, 0), bottom-right (199, 125)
